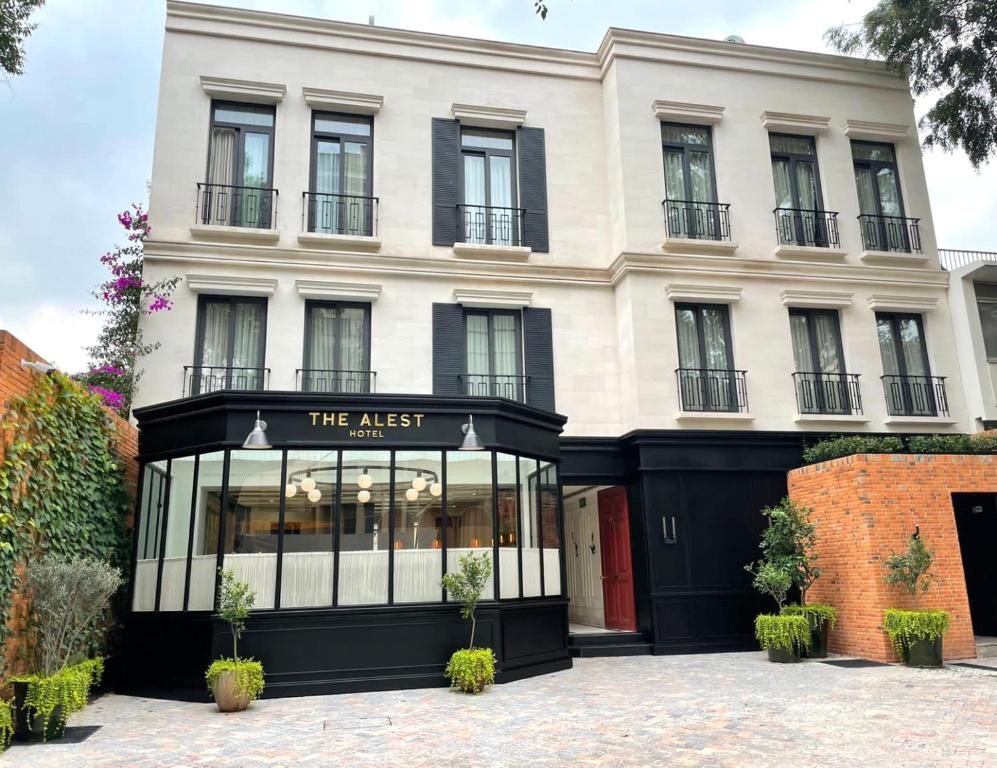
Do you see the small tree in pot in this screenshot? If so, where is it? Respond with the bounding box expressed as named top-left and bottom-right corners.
top-left (747, 561), bottom-right (810, 663)
top-left (441, 552), bottom-right (495, 693)
top-left (883, 531), bottom-right (948, 667)
top-left (205, 570), bottom-right (265, 711)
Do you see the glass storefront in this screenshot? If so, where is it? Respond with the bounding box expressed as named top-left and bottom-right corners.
top-left (132, 448), bottom-right (563, 612)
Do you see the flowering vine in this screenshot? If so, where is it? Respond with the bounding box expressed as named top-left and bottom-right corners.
top-left (75, 204), bottom-right (180, 416)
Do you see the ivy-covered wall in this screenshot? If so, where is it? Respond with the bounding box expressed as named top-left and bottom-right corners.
top-left (0, 330), bottom-right (138, 680)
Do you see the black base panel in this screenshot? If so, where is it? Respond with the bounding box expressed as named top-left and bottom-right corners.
top-left (8, 726), bottom-right (101, 746)
top-left (822, 658), bottom-right (890, 668)
top-left (950, 662), bottom-right (997, 673)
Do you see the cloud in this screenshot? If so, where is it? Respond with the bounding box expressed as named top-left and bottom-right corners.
top-left (0, 303), bottom-right (102, 374)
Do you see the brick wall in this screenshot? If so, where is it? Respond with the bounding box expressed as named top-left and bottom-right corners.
top-left (788, 453), bottom-right (996, 662)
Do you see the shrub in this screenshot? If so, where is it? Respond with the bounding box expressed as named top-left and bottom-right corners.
top-left (0, 698), bottom-right (12, 750)
top-left (907, 433), bottom-right (997, 454)
top-left (205, 658), bottom-right (265, 702)
top-left (802, 435), bottom-right (903, 464)
top-left (444, 648), bottom-right (496, 694)
top-left (754, 614), bottom-right (811, 654)
top-left (441, 552), bottom-right (491, 649)
top-left (748, 562), bottom-right (793, 609)
top-left (782, 603), bottom-right (837, 631)
top-left (883, 609), bottom-right (949, 656)
top-left (11, 657), bottom-right (104, 740)
top-left (216, 568), bottom-right (255, 661)
top-left (884, 534), bottom-right (936, 607)
top-left (745, 498), bottom-right (820, 607)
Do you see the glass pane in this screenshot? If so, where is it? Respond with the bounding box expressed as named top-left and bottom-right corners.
top-left (688, 151), bottom-right (714, 202)
top-left (663, 150), bottom-right (686, 201)
top-left (343, 142), bottom-right (368, 198)
top-left (339, 451), bottom-right (390, 605)
top-left (461, 130), bottom-right (513, 150)
top-left (770, 135), bottom-right (815, 156)
top-left (339, 306), bottom-right (367, 378)
top-left (851, 142), bottom-right (895, 162)
top-left (199, 302), bottom-right (231, 369)
top-left (854, 166), bottom-right (878, 215)
top-left (222, 450), bottom-right (283, 610)
top-left (231, 301), bottom-right (265, 388)
top-left (701, 307), bottom-right (730, 370)
top-left (313, 140), bottom-right (341, 233)
top-left (519, 456), bottom-right (541, 598)
top-left (489, 155), bottom-right (513, 246)
top-left (789, 313), bottom-right (813, 372)
top-left (462, 154), bottom-right (487, 243)
top-left (446, 451), bottom-right (495, 601)
top-left (977, 298), bottom-right (997, 358)
top-left (796, 162), bottom-right (818, 210)
top-left (393, 451), bottom-right (444, 603)
top-left (241, 132), bottom-right (270, 227)
top-left (491, 313), bottom-right (519, 386)
top-left (132, 461), bottom-right (168, 611)
top-left (876, 167), bottom-right (902, 217)
top-left (898, 317), bottom-right (927, 376)
top-left (281, 450), bottom-right (337, 608)
top-left (771, 159), bottom-right (793, 209)
top-left (160, 455), bottom-right (196, 611)
top-left (242, 133), bottom-right (269, 188)
top-left (496, 453), bottom-right (519, 599)
top-left (876, 317), bottom-right (901, 376)
top-left (314, 114), bottom-right (371, 136)
top-left (187, 451), bottom-right (225, 610)
top-left (465, 313), bottom-right (491, 387)
top-left (813, 313), bottom-right (843, 373)
top-left (307, 305), bottom-right (336, 375)
top-left (675, 308), bottom-right (702, 369)
top-left (214, 104), bottom-right (274, 127)
top-left (662, 124), bottom-right (709, 145)
top-left (539, 463), bottom-right (561, 596)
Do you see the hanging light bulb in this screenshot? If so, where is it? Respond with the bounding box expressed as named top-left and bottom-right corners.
top-left (307, 488), bottom-right (322, 503)
top-left (405, 487), bottom-right (419, 502)
top-left (357, 489), bottom-right (371, 504)
top-left (284, 483), bottom-right (298, 499)
top-left (357, 469), bottom-right (373, 489)
top-left (429, 482), bottom-right (443, 497)
top-left (412, 474), bottom-right (427, 492)
top-left (300, 476), bottom-right (316, 493)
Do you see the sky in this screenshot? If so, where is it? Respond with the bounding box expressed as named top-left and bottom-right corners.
top-left (0, 0), bottom-right (994, 373)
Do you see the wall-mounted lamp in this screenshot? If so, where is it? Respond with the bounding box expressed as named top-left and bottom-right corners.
top-left (20, 359), bottom-right (57, 375)
top-left (459, 415), bottom-right (484, 451)
top-left (242, 411), bottom-right (272, 449)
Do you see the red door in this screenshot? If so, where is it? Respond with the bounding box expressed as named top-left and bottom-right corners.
top-left (597, 486), bottom-right (637, 631)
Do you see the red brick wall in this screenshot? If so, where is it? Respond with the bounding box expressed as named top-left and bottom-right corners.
top-left (788, 453), bottom-right (996, 662)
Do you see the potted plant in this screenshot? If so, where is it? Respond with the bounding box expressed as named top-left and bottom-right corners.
top-left (10, 555), bottom-right (121, 742)
top-left (883, 532), bottom-right (948, 667)
top-left (441, 552), bottom-right (496, 693)
top-left (782, 604), bottom-right (837, 659)
top-left (0, 699), bottom-right (13, 752)
top-left (747, 562), bottom-right (809, 662)
top-left (205, 569), bottom-right (265, 712)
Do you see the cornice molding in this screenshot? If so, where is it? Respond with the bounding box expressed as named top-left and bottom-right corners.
top-left (760, 111), bottom-right (830, 134)
top-left (665, 283), bottom-right (742, 303)
top-left (451, 103), bottom-right (527, 129)
top-left (866, 294), bottom-right (938, 312)
top-left (199, 75), bottom-right (285, 104)
top-left (452, 288), bottom-right (534, 308)
top-left (295, 279), bottom-right (381, 302)
top-left (779, 289), bottom-right (854, 308)
top-left (652, 100), bottom-right (724, 124)
top-left (842, 119), bottom-right (910, 141)
top-left (186, 273), bottom-right (278, 296)
top-left (302, 87), bottom-right (382, 114)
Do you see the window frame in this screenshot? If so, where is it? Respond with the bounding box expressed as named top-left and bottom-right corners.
top-left (192, 294), bottom-right (269, 393)
top-left (976, 284), bottom-right (997, 361)
top-left (674, 302), bottom-right (735, 371)
top-left (308, 111), bottom-right (374, 199)
top-left (788, 308), bottom-right (845, 375)
top-left (458, 127), bottom-right (519, 244)
top-left (769, 133), bottom-right (824, 212)
top-left (875, 311), bottom-right (931, 379)
top-left (206, 100), bottom-right (277, 190)
top-left (660, 122), bottom-right (719, 205)
top-left (301, 299), bottom-right (373, 390)
top-left (462, 308), bottom-right (525, 397)
top-left (850, 140), bottom-right (906, 219)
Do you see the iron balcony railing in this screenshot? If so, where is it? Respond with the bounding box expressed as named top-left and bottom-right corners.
top-left (662, 199), bottom-right (732, 242)
top-left (881, 374), bottom-right (949, 417)
top-left (296, 369), bottom-right (376, 394)
top-left (676, 368), bottom-right (748, 413)
top-left (774, 208), bottom-right (840, 248)
top-left (792, 372), bottom-right (862, 416)
top-left (196, 183), bottom-right (277, 229)
top-left (858, 214), bottom-right (921, 254)
top-left (459, 374), bottom-right (529, 402)
top-left (183, 366), bottom-right (270, 397)
top-left (457, 204), bottom-right (525, 247)
top-left (938, 249), bottom-right (997, 270)
top-left (303, 192), bottom-right (378, 237)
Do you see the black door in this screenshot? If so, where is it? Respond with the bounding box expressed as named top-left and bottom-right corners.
top-left (953, 493), bottom-right (997, 636)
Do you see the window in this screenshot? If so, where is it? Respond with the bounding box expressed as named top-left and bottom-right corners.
top-left (132, 461), bottom-right (167, 611)
top-left (876, 312), bottom-right (937, 415)
top-left (976, 283), bottom-right (997, 359)
top-left (464, 309), bottom-right (524, 400)
top-left (661, 123), bottom-right (722, 240)
top-left (307, 113), bottom-right (374, 236)
top-left (789, 309), bottom-right (854, 414)
top-left (191, 296), bottom-right (267, 395)
top-left (852, 141), bottom-right (911, 251)
top-left (392, 451), bottom-right (443, 604)
top-left (459, 128), bottom-right (519, 245)
top-left (770, 135), bottom-right (832, 247)
top-left (675, 304), bottom-right (742, 412)
top-left (302, 301), bottom-right (371, 393)
top-left (203, 102), bottom-right (276, 228)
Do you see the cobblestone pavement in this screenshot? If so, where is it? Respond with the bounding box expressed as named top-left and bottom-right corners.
top-left (7, 653), bottom-right (997, 768)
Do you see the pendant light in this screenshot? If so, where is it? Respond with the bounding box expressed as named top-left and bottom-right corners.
top-left (242, 411), bottom-right (271, 450)
top-left (459, 415), bottom-right (484, 451)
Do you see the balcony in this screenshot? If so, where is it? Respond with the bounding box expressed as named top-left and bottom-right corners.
top-left (676, 368), bottom-right (748, 413)
top-left (858, 214), bottom-right (922, 255)
top-left (661, 200), bottom-right (736, 256)
top-left (774, 208), bottom-right (840, 249)
top-left (195, 183), bottom-right (277, 231)
top-left (793, 372), bottom-right (862, 416)
top-left (183, 366), bottom-right (270, 397)
top-left (302, 192), bottom-right (378, 237)
top-left (296, 369), bottom-right (375, 394)
top-left (459, 373), bottom-right (528, 402)
top-left (882, 374), bottom-right (949, 417)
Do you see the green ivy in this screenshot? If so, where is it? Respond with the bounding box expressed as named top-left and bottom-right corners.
top-left (0, 374), bottom-right (131, 670)
top-left (782, 603), bottom-right (838, 630)
top-left (205, 658), bottom-right (265, 701)
top-left (444, 648), bottom-right (496, 694)
top-left (10, 657), bottom-right (104, 740)
top-left (754, 614), bottom-right (811, 654)
top-left (883, 609), bottom-right (949, 656)
top-left (802, 435), bottom-right (903, 464)
top-left (0, 697), bottom-right (12, 750)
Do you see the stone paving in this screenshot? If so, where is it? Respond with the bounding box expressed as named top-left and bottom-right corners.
top-left (7, 653), bottom-right (997, 768)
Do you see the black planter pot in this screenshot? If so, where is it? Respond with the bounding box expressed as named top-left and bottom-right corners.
top-left (903, 636), bottom-right (944, 668)
top-left (802, 622), bottom-right (830, 659)
top-left (12, 681), bottom-right (65, 742)
top-left (767, 646), bottom-right (801, 663)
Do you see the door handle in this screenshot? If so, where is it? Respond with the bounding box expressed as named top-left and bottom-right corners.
top-left (663, 515), bottom-right (678, 545)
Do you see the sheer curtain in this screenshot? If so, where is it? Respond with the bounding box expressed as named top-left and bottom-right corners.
top-left (465, 314), bottom-right (490, 395)
top-left (340, 307), bottom-right (366, 391)
top-left (463, 155), bottom-right (486, 243)
top-left (242, 133), bottom-right (270, 227)
top-left (315, 140), bottom-right (340, 233)
top-left (491, 314), bottom-right (518, 397)
top-left (308, 306), bottom-right (336, 372)
top-left (232, 302), bottom-right (264, 388)
top-left (877, 318), bottom-right (901, 376)
top-left (206, 128), bottom-right (235, 225)
top-left (489, 155), bottom-right (512, 245)
top-left (814, 315), bottom-right (842, 373)
top-left (344, 142), bottom-right (368, 235)
top-left (688, 151), bottom-right (715, 238)
top-left (789, 314), bottom-right (812, 372)
top-left (664, 150), bottom-right (686, 236)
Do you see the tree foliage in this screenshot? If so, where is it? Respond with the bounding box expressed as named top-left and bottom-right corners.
top-left (441, 552), bottom-right (491, 649)
top-left (746, 498), bottom-right (821, 608)
top-left (0, 0), bottom-right (45, 76)
top-left (826, 0), bottom-right (997, 167)
top-left (883, 532), bottom-right (937, 606)
top-left (216, 568), bottom-right (256, 661)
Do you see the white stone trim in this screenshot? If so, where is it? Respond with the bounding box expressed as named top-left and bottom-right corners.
top-left (793, 413), bottom-right (870, 424)
top-left (453, 242), bottom-right (532, 261)
top-left (186, 274), bottom-right (278, 296)
top-left (452, 288), bottom-right (534, 309)
top-left (652, 100), bottom-right (724, 124)
top-left (860, 249), bottom-right (930, 266)
top-left (451, 103), bottom-right (526, 129)
top-left (302, 87), bottom-right (383, 114)
top-left (297, 232), bottom-right (382, 252)
top-left (884, 416), bottom-right (959, 427)
top-left (295, 279), bottom-right (381, 302)
top-left (661, 237), bottom-right (738, 256)
top-left (200, 75), bottom-right (285, 104)
top-left (779, 290), bottom-right (854, 309)
top-left (665, 284), bottom-right (742, 303)
top-left (866, 294), bottom-right (938, 312)
top-left (189, 224), bottom-right (280, 244)
top-left (773, 244), bottom-right (847, 262)
top-left (842, 119), bottom-right (909, 141)
top-left (760, 111), bottom-right (830, 134)
top-left (674, 411), bottom-right (754, 423)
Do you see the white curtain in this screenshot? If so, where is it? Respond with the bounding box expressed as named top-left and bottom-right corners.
top-left (308, 306), bottom-right (336, 372)
top-left (315, 140), bottom-right (340, 233)
top-left (340, 307), bottom-right (365, 373)
top-left (343, 142), bottom-right (368, 235)
top-left (814, 314), bottom-right (842, 373)
top-left (789, 314), bottom-right (812, 372)
top-left (232, 302), bottom-right (264, 388)
top-left (489, 155), bottom-right (512, 245)
top-left (465, 314), bottom-right (490, 393)
top-left (463, 155), bottom-right (486, 243)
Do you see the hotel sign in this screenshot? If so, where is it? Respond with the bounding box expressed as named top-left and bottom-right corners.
top-left (308, 411), bottom-right (426, 439)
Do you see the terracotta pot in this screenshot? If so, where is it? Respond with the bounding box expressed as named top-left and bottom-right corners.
top-left (12, 681), bottom-right (66, 742)
top-left (211, 671), bottom-right (252, 712)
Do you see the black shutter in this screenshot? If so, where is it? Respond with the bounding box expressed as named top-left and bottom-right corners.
top-left (523, 307), bottom-right (555, 411)
top-left (517, 126), bottom-right (549, 253)
top-left (432, 303), bottom-right (465, 396)
top-left (432, 118), bottom-right (461, 246)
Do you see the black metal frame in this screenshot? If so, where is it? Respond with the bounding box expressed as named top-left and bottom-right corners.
top-left (458, 127), bottom-right (520, 245)
top-left (461, 308), bottom-right (525, 401)
top-left (661, 122), bottom-right (721, 240)
top-left (306, 112), bottom-right (375, 236)
top-left (190, 294), bottom-right (268, 396)
top-left (674, 303), bottom-right (740, 412)
top-left (851, 140), bottom-right (917, 252)
top-left (301, 300), bottom-right (372, 393)
top-left (788, 308), bottom-right (854, 414)
top-left (875, 312), bottom-right (939, 416)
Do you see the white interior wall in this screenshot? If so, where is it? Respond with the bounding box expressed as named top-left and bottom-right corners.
top-left (563, 485), bottom-right (610, 628)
